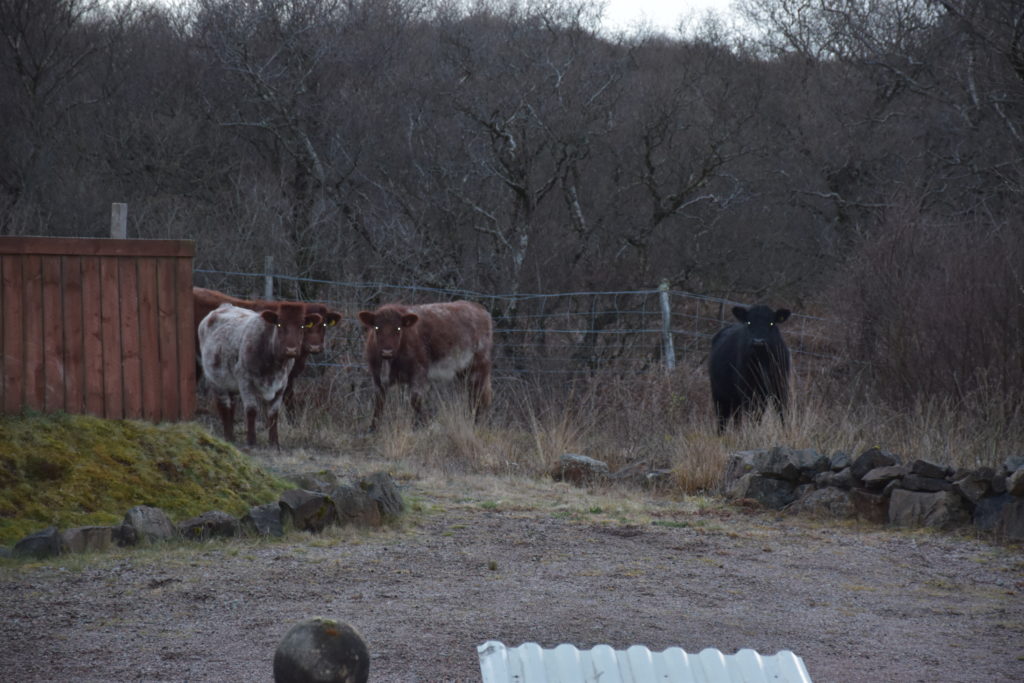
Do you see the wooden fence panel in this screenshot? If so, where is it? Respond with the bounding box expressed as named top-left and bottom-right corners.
top-left (81, 255), bottom-right (105, 417)
top-left (0, 236), bottom-right (195, 421)
top-left (1, 255), bottom-right (22, 413)
top-left (23, 254), bottom-right (44, 411)
top-left (119, 257), bottom-right (143, 419)
top-left (42, 255), bottom-right (64, 412)
top-left (62, 255), bottom-right (85, 415)
top-left (100, 255), bottom-right (123, 419)
top-left (138, 258), bottom-right (162, 421)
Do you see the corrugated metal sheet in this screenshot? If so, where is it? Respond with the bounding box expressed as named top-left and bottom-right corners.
top-left (477, 641), bottom-right (814, 683)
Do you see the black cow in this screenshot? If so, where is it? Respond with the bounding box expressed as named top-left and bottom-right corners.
top-left (709, 304), bottom-right (791, 432)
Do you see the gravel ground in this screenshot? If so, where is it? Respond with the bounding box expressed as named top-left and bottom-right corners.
top-left (2, 458), bottom-right (1023, 682)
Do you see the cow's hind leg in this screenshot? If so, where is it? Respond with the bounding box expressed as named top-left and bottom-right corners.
top-left (468, 361), bottom-right (492, 422)
top-left (214, 393), bottom-right (236, 443)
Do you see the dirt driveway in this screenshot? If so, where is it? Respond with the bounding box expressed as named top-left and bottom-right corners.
top-left (2, 464), bottom-right (1022, 682)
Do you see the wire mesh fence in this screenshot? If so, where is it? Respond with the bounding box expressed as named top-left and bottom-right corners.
top-left (193, 269), bottom-right (844, 386)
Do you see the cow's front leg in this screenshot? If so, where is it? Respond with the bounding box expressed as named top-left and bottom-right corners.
top-left (214, 393), bottom-right (235, 443)
top-left (245, 405), bottom-right (258, 446)
top-left (410, 375), bottom-right (429, 427)
top-left (369, 385), bottom-right (387, 433)
top-left (267, 391), bottom-right (285, 448)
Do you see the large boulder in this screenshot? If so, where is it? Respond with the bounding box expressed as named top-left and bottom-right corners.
top-left (850, 447), bottom-right (901, 481)
top-left (280, 490), bottom-right (338, 533)
top-left (861, 466), bottom-right (906, 490)
top-left (177, 510), bottom-right (240, 541)
top-left (724, 447), bottom-right (828, 486)
top-left (850, 489), bottom-right (890, 524)
top-left (953, 468), bottom-right (994, 505)
top-left (888, 489), bottom-right (970, 530)
top-left (123, 505), bottom-right (176, 544)
top-left (14, 527), bottom-right (62, 559)
top-left (995, 498), bottom-right (1024, 542)
top-left (331, 486), bottom-right (382, 528)
top-left (787, 487), bottom-right (854, 519)
top-left (61, 526), bottom-right (114, 554)
top-left (243, 502), bottom-right (286, 537)
top-left (551, 454), bottom-right (610, 486)
top-left (360, 472), bottom-right (405, 519)
top-left (973, 494), bottom-right (1013, 533)
top-left (728, 473), bottom-right (796, 509)
top-left (273, 617), bottom-right (370, 683)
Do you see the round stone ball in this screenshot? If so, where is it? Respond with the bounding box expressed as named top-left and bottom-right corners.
top-left (273, 617), bottom-right (370, 683)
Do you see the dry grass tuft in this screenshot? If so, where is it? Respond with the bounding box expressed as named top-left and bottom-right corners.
top-left (278, 352), bottom-right (1023, 500)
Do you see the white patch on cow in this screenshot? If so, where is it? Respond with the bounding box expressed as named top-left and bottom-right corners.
top-left (428, 348), bottom-right (473, 381)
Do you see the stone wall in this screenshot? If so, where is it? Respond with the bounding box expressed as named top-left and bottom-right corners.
top-left (723, 446), bottom-right (1024, 540)
top-left (4, 471), bottom-right (404, 559)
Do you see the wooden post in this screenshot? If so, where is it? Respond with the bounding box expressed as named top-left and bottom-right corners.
top-left (659, 279), bottom-right (675, 371)
top-left (110, 203), bottom-right (127, 239)
top-left (264, 255), bottom-right (274, 300)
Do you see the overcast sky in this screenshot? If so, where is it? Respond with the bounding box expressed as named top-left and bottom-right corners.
top-left (601, 0), bottom-right (738, 34)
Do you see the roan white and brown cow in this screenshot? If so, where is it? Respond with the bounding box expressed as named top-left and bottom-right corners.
top-left (198, 302), bottom-right (321, 446)
top-left (357, 300), bottom-right (493, 431)
top-left (193, 287), bottom-right (341, 416)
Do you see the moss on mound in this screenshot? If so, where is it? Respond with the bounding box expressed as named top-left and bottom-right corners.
top-left (0, 412), bottom-right (292, 545)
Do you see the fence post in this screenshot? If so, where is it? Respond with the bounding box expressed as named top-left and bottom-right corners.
top-left (659, 279), bottom-right (675, 371)
top-left (110, 203), bottom-right (127, 238)
top-left (264, 255), bottom-right (274, 300)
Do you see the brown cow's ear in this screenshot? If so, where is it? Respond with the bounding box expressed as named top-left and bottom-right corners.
top-left (260, 310), bottom-right (279, 325)
top-left (401, 313), bottom-right (419, 328)
top-left (357, 311), bottom-right (375, 327)
top-left (775, 309), bottom-right (791, 323)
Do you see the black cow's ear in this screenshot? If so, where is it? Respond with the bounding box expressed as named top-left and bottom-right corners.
top-left (402, 313), bottom-right (419, 328)
top-left (732, 306), bottom-right (748, 322)
top-left (775, 309), bottom-right (791, 323)
top-left (357, 311), bottom-right (375, 327)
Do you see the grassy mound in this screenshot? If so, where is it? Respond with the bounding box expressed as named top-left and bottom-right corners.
top-left (0, 412), bottom-right (292, 545)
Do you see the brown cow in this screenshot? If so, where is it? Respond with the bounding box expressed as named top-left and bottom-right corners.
top-left (198, 302), bottom-right (321, 446)
top-left (192, 287), bottom-right (341, 414)
top-left (357, 300), bottom-right (493, 431)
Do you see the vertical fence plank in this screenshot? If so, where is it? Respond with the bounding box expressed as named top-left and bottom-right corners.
top-left (62, 255), bottom-right (85, 415)
top-left (100, 256), bottom-right (123, 419)
top-left (42, 255), bottom-right (64, 412)
top-left (175, 255), bottom-right (196, 419)
top-left (81, 256), bottom-right (104, 417)
top-left (137, 257), bottom-right (162, 421)
top-left (119, 257), bottom-right (143, 419)
top-left (23, 254), bottom-right (45, 411)
top-left (2, 255), bottom-right (23, 413)
top-left (156, 257), bottom-right (182, 420)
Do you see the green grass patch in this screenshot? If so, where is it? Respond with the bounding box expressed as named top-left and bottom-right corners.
top-left (0, 412), bottom-right (292, 545)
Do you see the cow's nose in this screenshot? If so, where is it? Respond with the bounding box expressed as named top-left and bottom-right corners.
top-left (284, 347), bottom-right (300, 358)
top-left (751, 338), bottom-right (766, 347)
top-left (381, 349), bottom-right (396, 359)
top-left (306, 344), bottom-right (323, 354)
